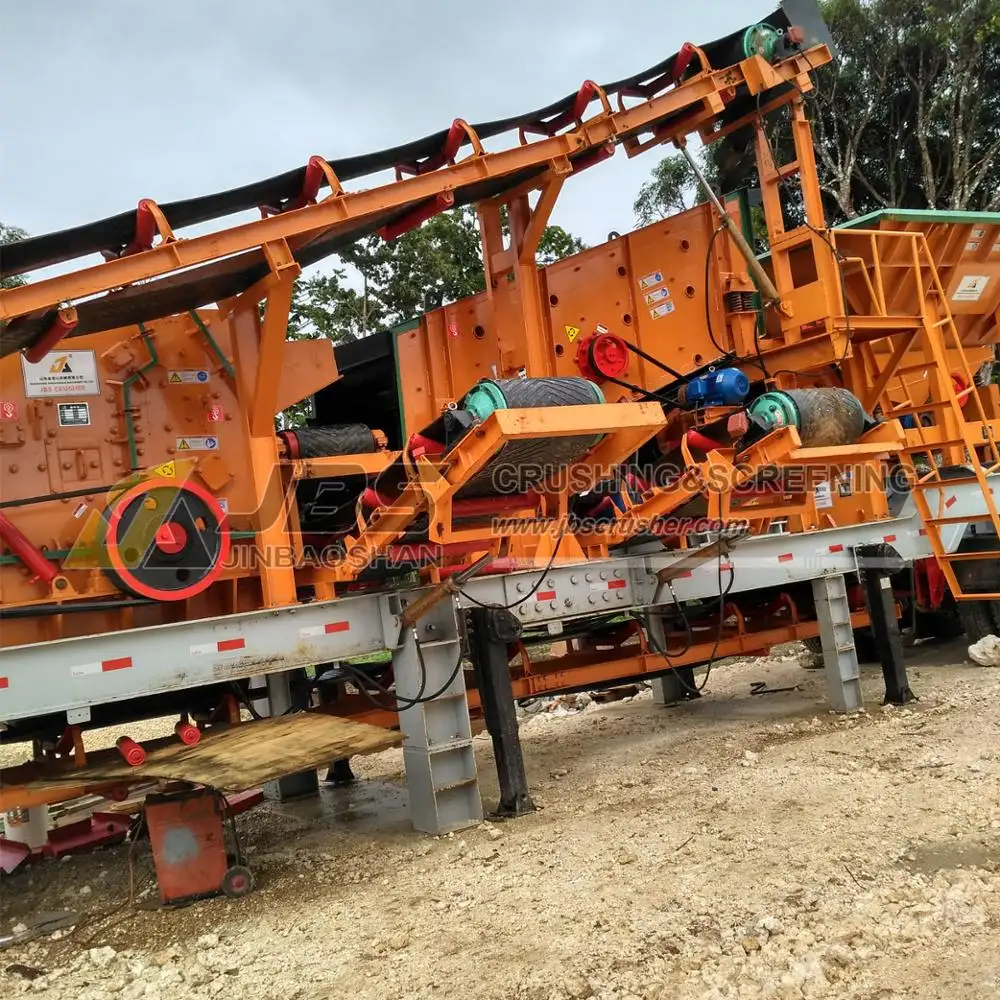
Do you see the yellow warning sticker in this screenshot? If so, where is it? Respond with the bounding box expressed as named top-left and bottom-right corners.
top-left (153, 460), bottom-right (176, 478)
top-left (565, 325), bottom-right (581, 343)
top-left (168, 372), bottom-right (182, 384)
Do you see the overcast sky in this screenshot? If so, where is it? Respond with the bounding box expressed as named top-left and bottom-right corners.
top-left (2, 0), bottom-right (753, 277)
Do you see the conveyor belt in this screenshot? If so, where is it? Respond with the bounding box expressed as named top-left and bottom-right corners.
top-left (0, 2), bottom-right (834, 355)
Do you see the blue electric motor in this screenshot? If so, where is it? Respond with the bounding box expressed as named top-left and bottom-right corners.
top-left (680, 367), bottom-right (750, 408)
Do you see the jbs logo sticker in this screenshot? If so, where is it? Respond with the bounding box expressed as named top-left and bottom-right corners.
top-left (21, 351), bottom-right (100, 398)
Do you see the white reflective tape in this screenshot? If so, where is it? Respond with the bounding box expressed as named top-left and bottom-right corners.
top-left (71, 662), bottom-right (101, 677)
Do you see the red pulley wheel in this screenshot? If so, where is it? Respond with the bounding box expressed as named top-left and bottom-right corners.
top-left (102, 478), bottom-right (230, 601)
top-left (576, 332), bottom-right (630, 382)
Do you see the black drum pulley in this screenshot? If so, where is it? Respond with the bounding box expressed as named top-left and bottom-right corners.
top-left (101, 479), bottom-right (230, 601)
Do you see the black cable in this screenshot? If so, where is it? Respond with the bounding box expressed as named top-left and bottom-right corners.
top-left (0, 598), bottom-right (156, 619)
top-left (639, 544), bottom-right (735, 695)
top-left (337, 645), bottom-right (464, 713)
top-left (802, 219), bottom-right (854, 368)
top-left (597, 336), bottom-right (688, 382)
top-left (704, 225), bottom-right (736, 361)
top-left (459, 529), bottom-right (566, 611)
top-left (698, 546), bottom-right (737, 690)
top-left (0, 482), bottom-right (125, 509)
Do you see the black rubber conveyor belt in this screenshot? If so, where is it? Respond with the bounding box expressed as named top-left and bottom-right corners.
top-left (0, 1), bottom-right (834, 356)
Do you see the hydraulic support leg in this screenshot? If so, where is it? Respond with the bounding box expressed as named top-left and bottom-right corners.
top-left (857, 545), bottom-right (915, 705)
top-left (263, 670), bottom-right (319, 801)
top-left (394, 599), bottom-right (483, 834)
top-left (811, 574), bottom-right (863, 713)
top-left (469, 608), bottom-right (535, 818)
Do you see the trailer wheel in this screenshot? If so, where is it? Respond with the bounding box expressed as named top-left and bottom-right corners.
top-left (802, 628), bottom-right (878, 664)
top-left (222, 865), bottom-right (254, 898)
top-left (956, 600), bottom-right (1000, 643)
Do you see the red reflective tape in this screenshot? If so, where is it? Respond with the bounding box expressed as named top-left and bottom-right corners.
top-left (217, 638), bottom-right (246, 652)
top-left (778, 553), bottom-right (793, 563)
top-left (608, 579), bottom-right (627, 590)
top-left (536, 590), bottom-right (557, 601)
top-left (324, 621), bottom-right (350, 634)
top-left (102, 656), bottom-right (132, 672)
top-left (945, 496), bottom-right (957, 508)
top-left (676, 570), bottom-right (693, 579)
top-left (720, 563), bottom-right (734, 573)
top-left (829, 544), bottom-right (844, 553)
top-left (0, 677), bottom-right (8, 689)
top-left (883, 534), bottom-right (897, 543)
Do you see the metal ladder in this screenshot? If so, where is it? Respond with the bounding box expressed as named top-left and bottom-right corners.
top-left (874, 234), bottom-right (1000, 599)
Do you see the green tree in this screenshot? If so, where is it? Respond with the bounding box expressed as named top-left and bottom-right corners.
top-left (537, 224), bottom-right (587, 265)
top-left (634, 0), bottom-right (1000, 224)
top-left (632, 151), bottom-right (721, 225)
top-left (812, 0), bottom-right (1000, 216)
top-left (0, 223), bottom-right (28, 290)
top-left (289, 269), bottom-right (381, 343)
top-left (362, 205), bottom-right (487, 325)
top-left (290, 204), bottom-right (587, 341)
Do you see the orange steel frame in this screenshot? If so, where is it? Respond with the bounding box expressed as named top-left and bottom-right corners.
top-left (13, 32), bottom-right (1000, 811)
top-left (3, 30), bottom-right (1000, 780)
top-left (0, 43), bottom-right (843, 629)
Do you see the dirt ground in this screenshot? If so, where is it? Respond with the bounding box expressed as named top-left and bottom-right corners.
top-left (3, 640), bottom-right (1000, 1000)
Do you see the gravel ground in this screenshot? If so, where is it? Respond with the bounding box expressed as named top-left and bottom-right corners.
top-left (3, 639), bottom-right (1000, 1000)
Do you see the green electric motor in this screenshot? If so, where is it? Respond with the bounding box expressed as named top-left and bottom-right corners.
top-left (746, 388), bottom-right (868, 448)
top-left (742, 23), bottom-right (784, 62)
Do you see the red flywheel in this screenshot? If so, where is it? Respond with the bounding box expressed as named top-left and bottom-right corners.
top-left (102, 479), bottom-right (230, 601)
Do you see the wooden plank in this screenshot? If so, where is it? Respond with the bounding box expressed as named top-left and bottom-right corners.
top-left (15, 714), bottom-right (401, 795)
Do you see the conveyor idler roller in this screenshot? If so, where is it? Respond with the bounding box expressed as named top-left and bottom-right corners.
top-left (283, 424), bottom-right (376, 459)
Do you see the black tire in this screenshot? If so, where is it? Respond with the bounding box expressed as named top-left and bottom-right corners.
top-left (913, 608), bottom-right (965, 640)
top-left (222, 865), bottom-right (254, 898)
top-left (956, 600), bottom-right (1000, 643)
top-left (802, 627), bottom-right (878, 663)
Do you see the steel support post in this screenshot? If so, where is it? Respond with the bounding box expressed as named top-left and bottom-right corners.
top-left (857, 545), bottom-right (915, 705)
top-left (647, 612), bottom-right (686, 705)
top-left (468, 607), bottom-right (535, 818)
top-left (646, 612), bottom-right (700, 705)
top-left (811, 574), bottom-right (863, 713)
top-left (263, 669), bottom-right (319, 801)
top-left (394, 599), bottom-right (483, 834)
